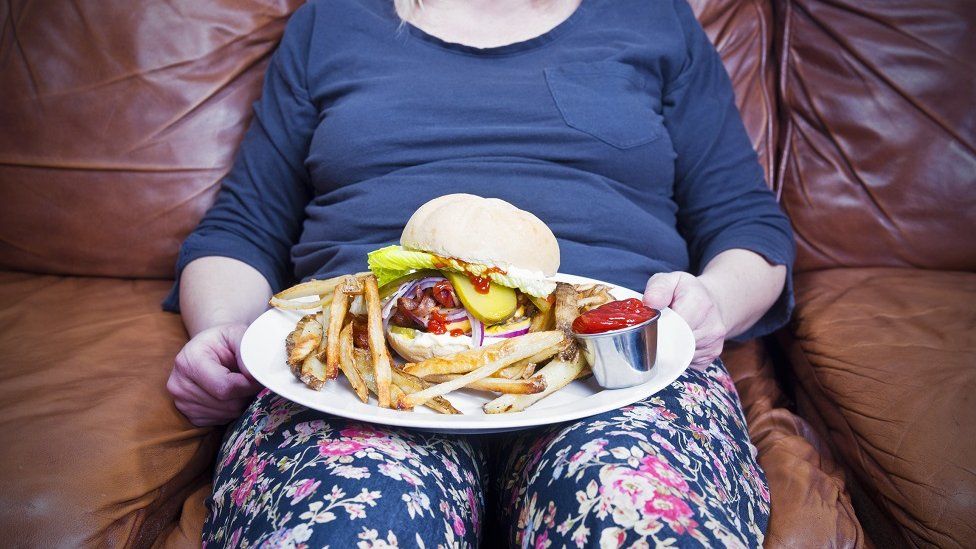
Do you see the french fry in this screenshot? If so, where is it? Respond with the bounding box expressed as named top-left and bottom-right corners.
top-left (351, 350), bottom-right (383, 404)
top-left (397, 331), bottom-right (565, 409)
top-left (573, 282), bottom-right (610, 295)
top-left (554, 282), bottom-right (579, 334)
top-left (483, 352), bottom-right (586, 414)
top-left (528, 304), bottom-right (555, 333)
top-left (269, 272), bottom-right (370, 310)
top-left (351, 349), bottom-right (378, 386)
top-left (286, 314), bottom-right (323, 375)
top-left (554, 282), bottom-right (580, 361)
top-left (272, 272), bottom-right (370, 301)
top-left (402, 347), bottom-right (480, 378)
top-left (402, 353), bottom-right (477, 377)
top-left (270, 294), bottom-right (333, 311)
top-left (403, 337), bottom-right (560, 379)
top-left (349, 294), bottom-right (367, 316)
top-left (300, 353), bottom-right (328, 390)
top-left (391, 383), bottom-right (408, 410)
top-left (577, 295), bottom-right (610, 311)
top-left (425, 374), bottom-right (547, 394)
top-left (516, 363), bottom-right (538, 379)
top-left (575, 283), bottom-right (614, 312)
top-left (325, 277), bottom-right (356, 379)
top-left (362, 275), bottom-right (393, 407)
top-left (495, 363), bottom-right (529, 379)
top-left (351, 351), bottom-right (458, 414)
top-left (315, 318), bottom-right (328, 360)
top-left (339, 323), bottom-right (369, 402)
top-left (528, 293), bottom-right (553, 313)
top-left (494, 344), bottom-right (561, 379)
top-left (390, 370), bottom-right (461, 415)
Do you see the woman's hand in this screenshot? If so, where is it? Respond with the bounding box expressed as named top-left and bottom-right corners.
top-left (167, 323), bottom-right (263, 427)
top-left (643, 271), bottom-right (728, 367)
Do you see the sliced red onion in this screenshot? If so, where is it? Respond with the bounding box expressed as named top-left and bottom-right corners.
top-left (490, 327), bottom-right (530, 339)
top-left (413, 277), bottom-right (447, 292)
top-left (467, 312), bottom-right (485, 347)
top-left (383, 277), bottom-right (471, 334)
top-left (416, 276), bottom-right (460, 308)
top-left (441, 307), bottom-right (468, 322)
top-left (382, 279), bottom-right (420, 329)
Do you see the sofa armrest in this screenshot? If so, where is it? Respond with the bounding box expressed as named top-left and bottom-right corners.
top-left (724, 340), bottom-right (863, 548)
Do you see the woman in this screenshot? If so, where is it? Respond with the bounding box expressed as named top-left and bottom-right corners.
top-left (165, 0), bottom-right (793, 546)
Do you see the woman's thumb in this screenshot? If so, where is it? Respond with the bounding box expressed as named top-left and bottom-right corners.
top-left (643, 272), bottom-right (680, 310)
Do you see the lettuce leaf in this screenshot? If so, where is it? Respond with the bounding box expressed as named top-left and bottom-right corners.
top-left (490, 273), bottom-right (556, 298)
top-left (367, 245), bottom-right (556, 297)
top-left (367, 245), bottom-right (437, 287)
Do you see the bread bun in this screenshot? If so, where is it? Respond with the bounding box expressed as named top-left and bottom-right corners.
top-left (401, 194), bottom-right (560, 276)
top-left (386, 326), bottom-right (473, 363)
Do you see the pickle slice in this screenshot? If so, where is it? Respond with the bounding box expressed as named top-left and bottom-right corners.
top-left (444, 272), bottom-right (517, 324)
top-left (388, 325), bottom-right (417, 339)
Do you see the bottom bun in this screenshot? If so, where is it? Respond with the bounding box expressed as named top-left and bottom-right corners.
top-left (386, 327), bottom-right (474, 363)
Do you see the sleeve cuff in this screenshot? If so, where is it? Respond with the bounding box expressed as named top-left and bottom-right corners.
top-left (162, 233), bottom-right (292, 314)
top-left (696, 230), bottom-right (796, 341)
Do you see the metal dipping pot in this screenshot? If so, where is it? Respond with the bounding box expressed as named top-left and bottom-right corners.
top-left (573, 310), bottom-right (661, 389)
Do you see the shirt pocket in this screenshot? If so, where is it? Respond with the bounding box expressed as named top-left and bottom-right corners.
top-left (545, 61), bottom-right (663, 149)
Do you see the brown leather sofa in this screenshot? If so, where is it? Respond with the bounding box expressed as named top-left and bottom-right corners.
top-left (773, 1), bottom-right (976, 547)
top-left (2, 0), bottom-right (967, 547)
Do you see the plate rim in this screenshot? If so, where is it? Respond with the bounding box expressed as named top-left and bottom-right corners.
top-left (241, 273), bottom-right (694, 433)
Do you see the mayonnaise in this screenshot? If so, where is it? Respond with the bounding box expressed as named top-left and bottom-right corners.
top-left (409, 331), bottom-right (473, 349)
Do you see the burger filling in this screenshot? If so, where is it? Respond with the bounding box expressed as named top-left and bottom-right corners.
top-left (369, 245), bottom-right (555, 350)
top-left (379, 272), bottom-right (542, 347)
top-left (367, 245), bottom-right (556, 298)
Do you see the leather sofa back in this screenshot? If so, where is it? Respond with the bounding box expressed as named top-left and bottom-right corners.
top-left (0, 0), bottom-right (303, 279)
top-left (689, 0), bottom-right (778, 192)
top-left (0, 0), bottom-right (779, 278)
top-left (777, 0), bottom-right (976, 273)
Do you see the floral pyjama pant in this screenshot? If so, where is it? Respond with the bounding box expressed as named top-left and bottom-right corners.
top-left (203, 360), bottom-right (769, 548)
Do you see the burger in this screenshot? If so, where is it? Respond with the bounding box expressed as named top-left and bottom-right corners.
top-left (367, 194), bottom-right (559, 362)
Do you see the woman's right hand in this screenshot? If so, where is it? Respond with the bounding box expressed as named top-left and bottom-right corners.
top-left (167, 323), bottom-right (263, 427)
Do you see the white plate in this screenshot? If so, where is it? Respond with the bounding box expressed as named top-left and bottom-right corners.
top-left (241, 273), bottom-right (694, 434)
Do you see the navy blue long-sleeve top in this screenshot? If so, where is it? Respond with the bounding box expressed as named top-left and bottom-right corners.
top-left (164, 0), bottom-right (795, 340)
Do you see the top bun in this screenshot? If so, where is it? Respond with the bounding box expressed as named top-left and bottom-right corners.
top-left (401, 194), bottom-right (560, 276)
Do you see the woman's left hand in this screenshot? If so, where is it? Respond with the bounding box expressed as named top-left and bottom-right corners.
top-left (643, 271), bottom-right (728, 367)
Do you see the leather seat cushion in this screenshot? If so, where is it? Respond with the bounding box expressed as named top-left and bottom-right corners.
top-left (0, 271), bottom-right (218, 547)
top-left (787, 268), bottom-right (976, 547)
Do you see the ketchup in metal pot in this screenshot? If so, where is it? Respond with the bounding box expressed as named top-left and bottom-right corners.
top-left (572, 299), bottom-right (658, 334)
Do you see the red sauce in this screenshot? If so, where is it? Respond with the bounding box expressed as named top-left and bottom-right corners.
top-left (449, 328), bottom-right (464, 337)
top-left (466, 267), bottom-right (505, 294)
top-left (431, 279), bottom-right (457, 307)
top-left (572, 299), bottom-right (658, 334)
top-left (351, 316), bottom-right (370, 349)
top-left (466, 272), bottom-right (492, 294)
top-left (427, 310), bottom-right (448, 335)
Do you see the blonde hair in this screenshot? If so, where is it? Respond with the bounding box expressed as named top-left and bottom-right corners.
top-left (394, 0), bottom-right (423, 19)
